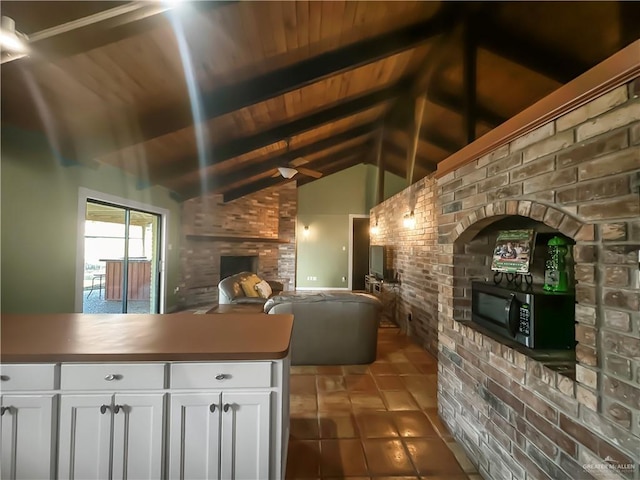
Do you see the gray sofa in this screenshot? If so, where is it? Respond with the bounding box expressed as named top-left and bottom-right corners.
top-left (263, 291), bottom-right (382, 365)
top-left (218, 272), bottom-right (284, 305)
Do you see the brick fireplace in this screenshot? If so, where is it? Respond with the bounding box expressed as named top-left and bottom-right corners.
top-left (372, 71), bottom-right (639, 478)
top-left (178, 183), bottom-right (297, 308)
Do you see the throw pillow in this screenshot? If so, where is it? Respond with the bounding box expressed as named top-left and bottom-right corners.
top-left (240, 275), bottom-right (261, 297)
top-left (254, 280), bottom-right (273, 299)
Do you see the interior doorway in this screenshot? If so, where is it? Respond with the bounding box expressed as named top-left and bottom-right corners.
top-left (349, 215), bottom-right (370, 291)
top-left (79, 194), bottom-right (164, 314)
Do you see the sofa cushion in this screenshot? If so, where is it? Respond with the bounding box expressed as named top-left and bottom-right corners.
top-left (263, 291), bottom-right (381, 312)
top-left (254, 280), bottom-right (273, 299)
top-left (240, 274), bottom-right (261, 297)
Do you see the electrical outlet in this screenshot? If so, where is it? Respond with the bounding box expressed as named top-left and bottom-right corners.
top-left (341, 276), bottom-right (346, 282)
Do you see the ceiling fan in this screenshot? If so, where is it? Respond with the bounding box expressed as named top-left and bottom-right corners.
top-left (272, 139), bottom-right (323, 179)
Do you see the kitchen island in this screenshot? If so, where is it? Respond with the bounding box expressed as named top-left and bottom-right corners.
top-left (0, 313), bottom-right (293, 480)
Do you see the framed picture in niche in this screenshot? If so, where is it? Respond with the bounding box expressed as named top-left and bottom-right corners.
top-left (491, 229), bottom-right (536, 274)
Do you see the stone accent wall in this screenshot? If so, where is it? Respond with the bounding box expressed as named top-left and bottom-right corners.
top-left (178, 184), bottom-right (296, 307)
top-left (373, 78), bottom-right (640, 479)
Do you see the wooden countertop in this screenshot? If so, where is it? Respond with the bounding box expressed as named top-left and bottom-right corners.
top-left (1, 313), bottom-right (293, 363)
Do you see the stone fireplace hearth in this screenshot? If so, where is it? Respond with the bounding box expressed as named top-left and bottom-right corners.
top-left (371, 76), bottom-right (639, 478)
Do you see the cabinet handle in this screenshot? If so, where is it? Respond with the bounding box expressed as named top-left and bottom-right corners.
top-left (223, 403), bottom-right (231, 412)
top-left (104, 374), bottom-right (122, 381)
top-left (209, 403), bottom-right (217, 413)
top-left (113, 405), bottom-right (122, 414)
top-left (215, 374), bottom-right (229, 381)
top-left (1, 406), bottom-right (10, 416)
top-left (100, 404), bottom-right (111, 414)
top-left (0, 375), bottom-right (9, 382)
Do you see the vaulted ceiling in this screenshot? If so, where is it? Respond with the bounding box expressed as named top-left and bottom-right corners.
top-left (2, 1), bottom-right (638, 202)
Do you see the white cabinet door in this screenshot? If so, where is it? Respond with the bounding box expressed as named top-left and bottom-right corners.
top-left (58, 394), bottom-right (113, 480)
top-left (0, 395), bottom-right (56, 480)
top-left (169, 393), bottom-right (222, 480)
top-left (220, 391), bottom-right (271, 480)
top-left (112, 394), bottom-right (165, 480)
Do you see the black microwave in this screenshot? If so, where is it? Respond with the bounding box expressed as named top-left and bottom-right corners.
top-left (471, 281), bottom-right (575, 350)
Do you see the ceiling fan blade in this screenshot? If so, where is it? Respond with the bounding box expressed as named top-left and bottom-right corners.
top-left (296, 167), bottom-right (323, 178)
top-left (289, 157), bottom-right (309, 167)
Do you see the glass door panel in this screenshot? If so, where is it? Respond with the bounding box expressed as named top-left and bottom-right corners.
top-left (83, 201), bottom-right (161, 314)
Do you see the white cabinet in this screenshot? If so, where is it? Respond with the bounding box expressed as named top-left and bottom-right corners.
top-left (168, 361), bottom-right (287, 480)
top-left (58, 363), bottom-right (165, 480)
top-left (58, 393), bottom-right (164, 480)
top-left (0, 364), bottom-right (57, 480)
top-left (0, 357), bottom-right (289, 480)
top-left (220, 391), bottom-right (271, 480)
top-left (169, 391), bottom-right (271, 480)
top-left (0, 394), bottom-right (56, 480)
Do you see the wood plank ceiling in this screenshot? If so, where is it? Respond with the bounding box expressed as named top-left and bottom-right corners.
top-left (2, 1), bottom-right (639, 202)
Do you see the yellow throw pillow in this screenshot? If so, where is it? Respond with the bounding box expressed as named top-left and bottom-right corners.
top-left (240, 275), bottom-right (261, 297)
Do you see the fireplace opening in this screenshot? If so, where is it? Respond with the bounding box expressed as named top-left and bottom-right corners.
top-left (220, 255), bottom-right (259, 280)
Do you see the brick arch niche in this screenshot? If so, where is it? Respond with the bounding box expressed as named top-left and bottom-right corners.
top-left (448, 200), bottom-right (586, 370)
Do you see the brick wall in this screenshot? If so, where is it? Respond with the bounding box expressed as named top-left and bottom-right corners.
top-left (373, 78), bottom-right (639, 478)
top-left (370, 178), bottom-right (440, 355)
top-left (178, 184), bottom-right (296, 307)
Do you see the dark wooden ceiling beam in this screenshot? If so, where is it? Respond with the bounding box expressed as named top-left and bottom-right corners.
top-left (146, 82), bottom-right (407, 185)
top-left (477, 22), bottom-right (591, 84)
top-left (220, 144), bottom-right (370, 202)
top-left (428, 87), bottom-right (505, 127)
top-left (178, 124), bottom-right (375, 198)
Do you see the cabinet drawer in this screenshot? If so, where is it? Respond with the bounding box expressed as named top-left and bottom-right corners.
top-left (0, 364), bottom-right (57, 391)
top-left (170, 362), bottom-right (272, 389)
top-left (61, 363), bottom-right (166, 390)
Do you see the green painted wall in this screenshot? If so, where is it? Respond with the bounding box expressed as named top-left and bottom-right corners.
top-left (296, 164), bottom-right (405, 289)
top-left (1, 128), bottom-right (182, 314)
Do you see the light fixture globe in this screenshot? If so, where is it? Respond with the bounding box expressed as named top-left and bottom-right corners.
top-left (277, 167), bottom-right (298, 179)
top-left (1, 16), bottom-right (28, 53)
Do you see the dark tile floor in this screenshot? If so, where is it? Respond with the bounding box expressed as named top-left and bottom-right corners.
top-left (286, 326), bottom-right (480, 480)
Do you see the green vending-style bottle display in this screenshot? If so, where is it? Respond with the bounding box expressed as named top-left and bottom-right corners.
top-left (543, 235), bottom-right (569, 292)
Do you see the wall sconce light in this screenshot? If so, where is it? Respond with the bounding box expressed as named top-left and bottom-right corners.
top-left (370, 220), bottom-right (379, 235)
top-left (303, 225), bottom-right (310, 236)
top-left (403, 211), bottom-right (416, 228)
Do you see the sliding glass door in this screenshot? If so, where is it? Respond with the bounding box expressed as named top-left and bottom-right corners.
top-left (82, 200), bottom-right (162, 314)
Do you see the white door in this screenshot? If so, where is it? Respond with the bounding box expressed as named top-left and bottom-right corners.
top-left (220, 391), bottom-right (271, 480)
top-left (169, 393), bottom-right (222, 480)
top-left (0, 395), bottom-right (56, 480)
top-left (58, 394), bottom-right (113, 480)
top-left (112, 394), bottom-right (164, 480)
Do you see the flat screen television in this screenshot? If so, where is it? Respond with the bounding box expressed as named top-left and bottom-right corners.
top-left (369, 245), bottom-right (386, 280)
